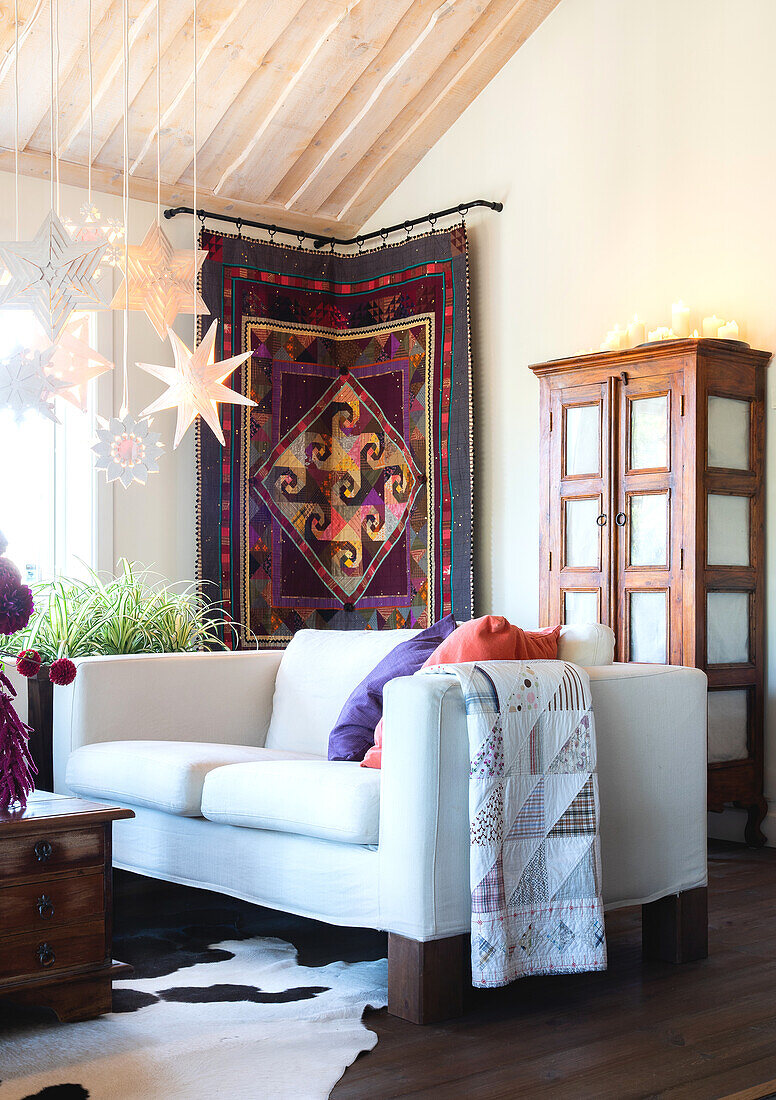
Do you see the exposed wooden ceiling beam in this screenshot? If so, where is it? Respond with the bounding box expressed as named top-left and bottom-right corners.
top-left (0, 144), bottom-right (361, 236)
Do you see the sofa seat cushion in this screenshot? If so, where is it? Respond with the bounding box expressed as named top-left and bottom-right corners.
top-left (201, 760), bottom-right (380, 845)
top-left (65, 741), bottom-right (321, 817)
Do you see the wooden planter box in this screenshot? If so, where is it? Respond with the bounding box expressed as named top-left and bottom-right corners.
top-left (26, 669), bottom-right (54, 793)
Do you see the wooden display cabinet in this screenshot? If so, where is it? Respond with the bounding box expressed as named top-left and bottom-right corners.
top-left (531, 338), bottom-right (770, 845)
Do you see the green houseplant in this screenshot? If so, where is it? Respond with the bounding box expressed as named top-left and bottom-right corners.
top-left (0, 559), bottom-right (234, 661)
top-left (0, 560), bottom-right (236, 790)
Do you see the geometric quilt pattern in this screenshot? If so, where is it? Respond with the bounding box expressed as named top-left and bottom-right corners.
top-left (423, 659), bottom-right (607, 988)
top-left (197, 227), bottom-right (473, 646)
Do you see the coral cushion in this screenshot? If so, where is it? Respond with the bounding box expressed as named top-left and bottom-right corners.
top-left (328, 614), bottom-right (457, 762)
top-left (362, 617), bottom-right (561, 769)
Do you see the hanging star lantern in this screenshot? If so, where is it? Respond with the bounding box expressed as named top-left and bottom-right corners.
top-left (111, 220), bottom-right (209, 340)
top-left (138, 319), bottom-right (255, 449)
top-left (44, 314), bottom-right (114, 412)
top-left (0, 344), bottom-right (63, 423)
top-left (0, 210), bottom-right (107, 342)
top-left (92, 413), bottom-right (164, 489)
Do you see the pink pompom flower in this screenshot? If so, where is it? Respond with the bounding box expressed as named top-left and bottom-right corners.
top-left (49, 658), bottom-right (77, 687)
top-left (16, 650), bottom-right (42, 678)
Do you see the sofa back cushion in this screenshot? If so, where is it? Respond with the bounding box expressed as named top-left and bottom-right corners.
top-left (328, 614), bottom-right (457, 762)
top-left (265, 628), bottom-right (420, 755)
top-left (557, 623), bottom-right (615, 666)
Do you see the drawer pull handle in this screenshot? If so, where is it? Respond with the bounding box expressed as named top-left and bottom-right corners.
top-left (34, 840), bottom-right (53, 863)
top-left (37, 894), bottom-right (55, 920)
top-left (37, 942), bottom-right (55, 968)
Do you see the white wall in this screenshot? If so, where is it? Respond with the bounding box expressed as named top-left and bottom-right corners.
top-left (364, 0), bottom-right (776, 833)
top-left (0, 172), bottom-right (197, 583)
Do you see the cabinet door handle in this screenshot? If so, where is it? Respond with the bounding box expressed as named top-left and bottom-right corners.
top-left (36, 942), bottom-right (56, 968)
top-left (37, 894), bottom-right (55, 920)
top-left (33, 840), bottom-right (53, 863)
top-left (615, 512), bottom-right (627, 526)
top-left (596, 514), bottom-right (607, 526)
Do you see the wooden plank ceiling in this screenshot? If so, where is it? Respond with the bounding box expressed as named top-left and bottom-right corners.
top-left (0, 0), bottom-right (560, 236)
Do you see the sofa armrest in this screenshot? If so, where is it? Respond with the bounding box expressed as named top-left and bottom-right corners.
top-left (53, 650), bottom-right (283, 792)
top-left (378, 673), bottom-right (470, 941)
top-left (377, 660), bottom-right (708, 940)
top-left (588, 662), bottom-right (708, 907)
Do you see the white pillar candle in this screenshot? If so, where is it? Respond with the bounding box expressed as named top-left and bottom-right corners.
top-left (671, 300), bottom-right (690, 338)
top-left (702, 315), bottom-right (724, 338)
top-left (627, 314), bottom-right (646, 346)
top-left (600, 331), bottom-right (620, 351)
top-left (718, 320), bottom-right (739, 340)
top-left (613, 324), bottom-right (629, 349)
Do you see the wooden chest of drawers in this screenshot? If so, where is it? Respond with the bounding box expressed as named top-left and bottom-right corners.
top-left (0, 792), bottom-right (134, 1022)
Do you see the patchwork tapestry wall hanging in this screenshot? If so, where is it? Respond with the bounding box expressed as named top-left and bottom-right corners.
top-left (197, 226), bottom-right (473, 647)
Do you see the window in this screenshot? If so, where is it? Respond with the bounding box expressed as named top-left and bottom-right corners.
top-left (0, 311), bottom-right (100, 582)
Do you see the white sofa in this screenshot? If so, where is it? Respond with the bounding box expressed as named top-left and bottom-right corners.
top-left (57, 623), bottom-right (709, 1022)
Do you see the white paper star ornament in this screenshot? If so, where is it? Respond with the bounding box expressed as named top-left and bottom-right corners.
top-left (92, 413), bottom-right (164, 488)
top-left (0, 345), bottom-right (62, 422)
top-left (138, 319), bottom-right (256, 449)
top-left (46, 315), bottom-right (114, 412)
top-left (111, 221), bottom-right (209, 339)
top-left (0, 210), bottom-right (107, 341)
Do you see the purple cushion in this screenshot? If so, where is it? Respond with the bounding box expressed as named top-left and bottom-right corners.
top-left (327, 615), bottom-right (457, 762)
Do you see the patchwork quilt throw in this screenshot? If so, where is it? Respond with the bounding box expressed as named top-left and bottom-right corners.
top-left (423, 659), bottom-right (607, 988)
top-left (197, 227), bottom-right (473, 646)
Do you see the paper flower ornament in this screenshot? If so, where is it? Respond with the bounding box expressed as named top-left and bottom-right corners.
top-left (92, 413), bottom-right (164, 488)
top-left (45, 315), bottom-right (114, 412)
top-left (0, 344), bottom-right (62, 422)
top-left (138, 319), bottom-right (255, 449)
top-left (110, 221), bottom-right (209, 339)
top-left (0, 210), bottom-right (107, 341)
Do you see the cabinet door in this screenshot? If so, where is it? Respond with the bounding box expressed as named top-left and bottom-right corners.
top-left (547, 381), bottom-right (613, 628)
top-left (614, 371), bottom-right (684, 664)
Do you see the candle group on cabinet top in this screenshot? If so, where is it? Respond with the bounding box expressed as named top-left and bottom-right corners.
top-left (599, 304), bottom-right (742, 352)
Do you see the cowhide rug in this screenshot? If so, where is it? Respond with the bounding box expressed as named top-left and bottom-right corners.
top-left (0, 881), bottom-right (388, 1100)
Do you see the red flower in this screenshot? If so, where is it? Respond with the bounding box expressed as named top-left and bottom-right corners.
top-left (0, 582), bottom-right (33, 635)
top-left (16, 650), bottom-right (42, 678)
top-left (49, 658), bottom-right (77, 687)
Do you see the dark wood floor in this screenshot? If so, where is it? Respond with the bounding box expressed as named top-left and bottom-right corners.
top-left (333, 842), bottom-right (776, 1100)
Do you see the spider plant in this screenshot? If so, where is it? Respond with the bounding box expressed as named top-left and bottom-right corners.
top-left (0, 560), bottom-right (236, 662)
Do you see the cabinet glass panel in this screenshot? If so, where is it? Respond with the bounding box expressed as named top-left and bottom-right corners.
top-left (630, 395), bottom-right (669, 470)
top-left (629, 493), bottom-right (668, 567)
top-left (629, 590), bottom-right (667, 662)
top-left (564, 404), bottom-right (600, 477)
top-left (707, 592), bottom-right (750, 664)
top-left (708, 689), bottom-right (749, 763)
top-left (707, 494), bottom-right (750, 567)
top-left (564, 498), bottom-right (600, 568)
top-left (563, 590), bottom-right (599, 625)
top-left (708, 396), bottom-right (750, 470)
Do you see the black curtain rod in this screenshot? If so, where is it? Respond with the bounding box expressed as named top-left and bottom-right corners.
top-left (163, 199), bottom-right (503, 249)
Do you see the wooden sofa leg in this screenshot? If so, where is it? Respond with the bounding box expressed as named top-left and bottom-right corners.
top-left (642, 886), bottom-right (708, 964)
top-left (387, 933), bottom-right (469, 1024)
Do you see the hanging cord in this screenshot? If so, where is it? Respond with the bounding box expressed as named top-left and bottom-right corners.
top-left (121, 0), bottom-right (129, 415)
top-left (192, 0), bottom-right (197, 345)
top-left (13, 0), bottom-right (18, 239)
top-left (87, 0), bottom-right (93, 202)
top-left (54, 0), bottom-right (60, 214)
top-left (156, 0), bottom-right (161, 222)
top-left (48, 0), bottom-right (53, 210)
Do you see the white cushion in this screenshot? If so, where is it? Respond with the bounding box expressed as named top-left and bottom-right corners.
top-left (558, 623), bottom-right (615, 666)
top-left (265, 628), bottom-right (417, 754)
top-left (66, 741), bottom-right (321, 817)
top-left (201, 760), bottom-right (380, 845)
